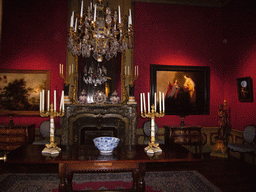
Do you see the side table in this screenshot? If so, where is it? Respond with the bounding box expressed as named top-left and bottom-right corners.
top-left (164, 125), bottom-right (202, 158)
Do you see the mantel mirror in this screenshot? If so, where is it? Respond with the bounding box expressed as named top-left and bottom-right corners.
top-left (66, 0), bottom-right (133, 105)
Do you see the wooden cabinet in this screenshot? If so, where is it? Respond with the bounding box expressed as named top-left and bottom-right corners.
top-left (164, 125), bottom-right (202, 157)
top-left (0, 124), bottom-right (35, 152)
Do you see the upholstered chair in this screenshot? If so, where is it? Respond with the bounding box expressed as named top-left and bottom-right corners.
top-left (227, 125), bottom-right (256, 163)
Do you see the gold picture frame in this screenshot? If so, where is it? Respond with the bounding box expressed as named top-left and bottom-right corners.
top-left (0, 69), bottom-right (51, 115)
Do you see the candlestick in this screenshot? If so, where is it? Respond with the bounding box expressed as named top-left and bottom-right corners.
top-left (140, 92), bottom-right (165, 156)
top-left (40, 90), bottom-right (65, 155)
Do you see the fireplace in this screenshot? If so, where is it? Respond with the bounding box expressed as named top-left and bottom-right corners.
top-left (60, 104), bottom-right (138, 147)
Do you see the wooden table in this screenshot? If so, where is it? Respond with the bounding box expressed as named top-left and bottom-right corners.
top-left (164, 125), bottom-right (203, 158)
top-left (6, 144), bottom-right (201, 192)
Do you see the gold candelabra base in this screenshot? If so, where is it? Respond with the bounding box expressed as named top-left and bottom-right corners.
top-left (144, 140), bottom-right (162, 155)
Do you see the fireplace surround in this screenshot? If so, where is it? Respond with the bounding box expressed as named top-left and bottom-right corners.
top-left (60, 104), bottom-right (138, 147)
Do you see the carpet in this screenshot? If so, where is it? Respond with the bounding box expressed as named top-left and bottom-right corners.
top-left (0, 171), bottom-right (221, 192)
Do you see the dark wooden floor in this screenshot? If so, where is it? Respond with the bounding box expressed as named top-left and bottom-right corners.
top-left (1, 153), bottom-right (256, 192)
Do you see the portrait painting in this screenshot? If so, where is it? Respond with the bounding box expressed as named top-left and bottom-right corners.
top-left (150, 65), bottom-right (210, 116)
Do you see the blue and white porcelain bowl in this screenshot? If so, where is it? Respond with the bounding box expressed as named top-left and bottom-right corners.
top-left (93, 137), bottom-right (120, 155)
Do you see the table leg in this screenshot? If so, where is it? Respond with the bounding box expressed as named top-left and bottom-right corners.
top-left (132, 169), bottom-right (138, 190)
top-left (66, 172), bottom-right (73, 191)
top-left (137, 163), bottom-right (146, 192)
top-left (59, 163), bottom-right (66, 192)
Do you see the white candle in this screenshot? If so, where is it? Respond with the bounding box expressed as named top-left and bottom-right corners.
top-left (62, 90), bottom-right (65, 111)
top-left (61, 64), bottom-right (63, 75)
top-left (162, 92), bottom-right (165, 112)
top-left (80, 0), bottom-right (84, 18)
top-left (69, 65), bottom-right (71, 75)
top-left (148, 92), bottom-right (150, 113)
top-left (59, 64), bottom-right (61, 74)
top-left (39, 91), bottom-right (42, 112)
top-left (143, 93), bottom-right (146, 112)
top-left (42, 90), bottom-right (45, 112)
top-left (140, 93), bottom-right (143, 113)
top-left (118, 5), bottom-right (121, 23)
top-left (59, 90), bottom-right (64, 111)
top-left (54, 90), bottom-right (56, 111)
top-left (128, 9), bottom-right (132, 25)
top-left (159, 91), bottom-right (162, 112)
top-left (70, 11), bottom-right (74, 27)
top-left (154, 92), bottom-right (157, 110)
top-left (74, 18), bottom-right (78, 32)
top-left (94, 4), bottom-right (97, 21)
top-left (137, 66), bottom-right (139, 76)
top-left (47, 90), bottom-right (50, 111)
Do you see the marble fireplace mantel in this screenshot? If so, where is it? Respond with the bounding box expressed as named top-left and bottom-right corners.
top-left (60, 104), bottom-right (138, 146)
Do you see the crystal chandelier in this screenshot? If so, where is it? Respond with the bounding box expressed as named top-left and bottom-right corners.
top-left (83, 62), bottom-right (107, 86)
top-left (67, 0), bottom-right (133, 62)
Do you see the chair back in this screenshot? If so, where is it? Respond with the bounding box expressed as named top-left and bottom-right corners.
top-left (243, 125), bottom-right (256, 144)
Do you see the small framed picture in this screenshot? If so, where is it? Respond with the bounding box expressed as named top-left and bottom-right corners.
top-left (236, 77), bottom-right (253, 102)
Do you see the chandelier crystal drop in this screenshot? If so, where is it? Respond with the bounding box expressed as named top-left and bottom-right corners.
top-left (67, 0), bottom-right (133, 62)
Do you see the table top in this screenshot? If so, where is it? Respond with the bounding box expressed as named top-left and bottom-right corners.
top-left (6, 144), bottom-right (201, 164)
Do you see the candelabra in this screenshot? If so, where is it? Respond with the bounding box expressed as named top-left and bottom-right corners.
top-left (140, 92), bottom-right (165, 155)
top-left (40, 90), bottom-right (64, 155)
top-left (126, 65), bottom-right (139, 104)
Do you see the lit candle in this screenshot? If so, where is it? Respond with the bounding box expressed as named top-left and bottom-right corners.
top-left (159, 91), bottom-right (162, 112)
top-left (54, 90), bottom-right (56, 111)
top-left (140, 93), bottom-right (143, 113)
top-left (93, 4), bottom-right (97, 21)
top-left (162, 92), bottom-right (165, 112)
top-left (148, 92), bottom-right (150, 113)
top-left (154, 92), bottom-right (157, 110)
top-left (143, 93), bottom-right (146, 112)
top-left (118, 5), bottom-right (121, 23)
top-left (80, 0), bottom-right (84, 18)
top-left (47, 90), bottom-right (50, 111)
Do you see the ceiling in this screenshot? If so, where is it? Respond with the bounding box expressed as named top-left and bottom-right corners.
top-left (134, 0), bottom-right (233, 7)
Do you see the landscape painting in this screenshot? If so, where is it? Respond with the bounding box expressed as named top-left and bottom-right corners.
top-left (0, 70), bottom-right (50, 115)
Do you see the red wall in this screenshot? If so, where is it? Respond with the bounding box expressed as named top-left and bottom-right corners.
top-left (0, 0), bottom-right (68, 128)
top-left (223, 0), bottom-right (256, 130)
top-left (134, 2), bottom-right (225, 128)
top-left (1, 0), bottom-right (255, 131)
